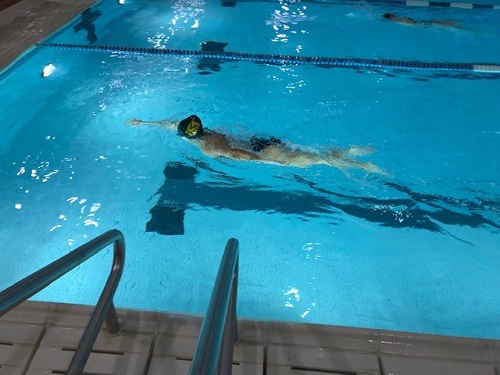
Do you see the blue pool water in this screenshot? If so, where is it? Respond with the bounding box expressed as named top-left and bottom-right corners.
top-left (0, 0), bottom-right (499, 339)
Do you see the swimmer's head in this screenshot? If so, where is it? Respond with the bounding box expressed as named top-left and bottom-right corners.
top-left (178, 115), bottom-right (204, 139)
top-left (383, 13), bottom-right (395, 20)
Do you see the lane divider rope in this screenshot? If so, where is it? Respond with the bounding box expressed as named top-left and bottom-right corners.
top-left (39, 43), bottom-right (500, 74)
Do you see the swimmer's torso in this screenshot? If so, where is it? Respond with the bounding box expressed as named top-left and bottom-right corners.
top-left (193, 131), bottom-right (233, 157)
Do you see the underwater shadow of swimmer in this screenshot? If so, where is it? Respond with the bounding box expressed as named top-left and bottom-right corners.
top-left (196, 40), bottom-right (281, 74)
top-left (73, 8), bottom-right (102, 44)
top-left (146, 161), bottom-right (336, 235)
top-left (288, 174), bottom-right (500, 237)
top-left (197, 41), bottom-right (229, 75)
top-left (147, 161), bottom-right (500, 236)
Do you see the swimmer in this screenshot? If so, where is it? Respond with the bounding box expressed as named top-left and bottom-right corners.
top-left (382, 13), bottom-right (462, 30)
top-left (125, 115), bottom-right (384, 174)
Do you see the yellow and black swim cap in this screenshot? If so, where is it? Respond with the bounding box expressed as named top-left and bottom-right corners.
top-left (178, 115), bottom-right (204, 139)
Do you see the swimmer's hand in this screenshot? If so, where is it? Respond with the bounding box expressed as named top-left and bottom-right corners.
top-left (125, 118), bottom-right (144, 126)
top-left (125, 118), bottom-right (177, 129)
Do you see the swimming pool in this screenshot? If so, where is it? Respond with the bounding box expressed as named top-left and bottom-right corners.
top-left (0, 0), bottom-right (499, 340)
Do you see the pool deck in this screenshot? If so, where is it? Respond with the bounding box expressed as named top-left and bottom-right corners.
top-left (0, 0), bottom-right (95, 72)
top-left (1, 300), bottom-right (499, 375)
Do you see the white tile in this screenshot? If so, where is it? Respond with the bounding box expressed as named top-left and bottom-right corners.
top-left (377, 331), bottom-right (492, 362)
top-left (379, 338), bottom-right (491, 362)
top-left (266, 365), bottom-right (353, 375)
top-left (492, 340), bottom-right (500, 363)
top-left (158, 314), bottom-right (203, 336)
top-left (153, 333), bottom-right (264, 364)
top-left (40, 326), bottom-right (83, 347)
top-left (41, 325), bottom-right (153, 354)
top-left (30, 346), bottom-right (148, 375)
top-left (268, 344), bottom-right (380, 374)
top-left (148, 356), bottom-right (262, 375)
top-left (85, 351), bottom-right (148, 375)
top-left (268, 322), bottom-right (377, 352)
top-left (233, 342), bottom-right (264, 364)
top-left (25, 370), bottom-right (54, 375)
top-left (0, 322), bottom-right (43, 344)
top-left (0, 343), bottom-right (34, 367)
top-left (95, 330), bottom-right (153, 355)
top-left (48, 303), bottom-right (94, 327)
top-left (266, 365), bottom-right (291, 375)
top-left (0, 301), bottom-right (54, 325)
top-left (48, 303), bottom-right (148, 333)
top-left (117, 308), bottom-right (162, 333)
top-left (0, 365), bottom-right (26, 375)
top-left (237, 319), bottom-right (272, 343)
top-left (229, 362), bottom-right (263, 375)
top-left (147, 356), bottom-right (191, 375)
top-left (381, 355), bottom-right (496, 375)
top-left (153, 334), bottom-right (197, 358)
top-left (292, 370), bottom-right (356, 375)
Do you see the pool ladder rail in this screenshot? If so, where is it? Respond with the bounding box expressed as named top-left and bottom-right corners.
top-left (0, 230), bottom-right (240, 375)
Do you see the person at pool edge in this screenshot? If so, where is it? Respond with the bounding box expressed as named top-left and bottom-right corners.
top-left (125, 115), bottom-right (384, 174)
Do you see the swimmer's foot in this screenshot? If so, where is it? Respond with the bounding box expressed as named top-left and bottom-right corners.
top-left (359, 161), bottom-right (387, 175)
top-left (323, 150), bottom-right (386, 175)
top-left (433, 19), bottom-right (462, 29)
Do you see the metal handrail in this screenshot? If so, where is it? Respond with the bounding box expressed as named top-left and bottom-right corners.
top-left (0, 229), bottom-right (125, 375)
top-left (189, 238), bottom-right (239, 375)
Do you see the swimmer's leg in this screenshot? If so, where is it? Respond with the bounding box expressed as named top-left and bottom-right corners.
top-left (322, 149), bottom-right (386, 175)
top-left (432, 20), bottom-right (462, 30)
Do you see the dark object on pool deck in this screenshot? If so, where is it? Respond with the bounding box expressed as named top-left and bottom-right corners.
top-left (197, 41), bottom-right (229, 74)
top-left (73, 8), bottom-right (102, 44)
top-left (146, 163), bottom-right (198, 235)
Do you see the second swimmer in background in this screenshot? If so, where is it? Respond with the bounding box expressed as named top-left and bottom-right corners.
top-left (382, 13), bottom-right (462, 30)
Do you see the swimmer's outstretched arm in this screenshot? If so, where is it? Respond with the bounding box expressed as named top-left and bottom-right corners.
top-left (221, 148), bottom-right (260, 161)
top-left (125, 118), bottom-right (177, 130)
top-left (197, 141), bottom-right (260, 161)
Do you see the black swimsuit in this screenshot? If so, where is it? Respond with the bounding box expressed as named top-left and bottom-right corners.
top-left (250, 136), bottom-right (282, 152)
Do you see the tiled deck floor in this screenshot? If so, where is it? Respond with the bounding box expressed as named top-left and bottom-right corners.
top-left (1, 301), bottom-right (499, 375)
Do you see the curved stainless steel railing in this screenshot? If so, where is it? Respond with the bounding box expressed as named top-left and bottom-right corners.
top-left (189, 238), bottom-right (240, 375)
top-left (0, 229), bottom-right (125, 375)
